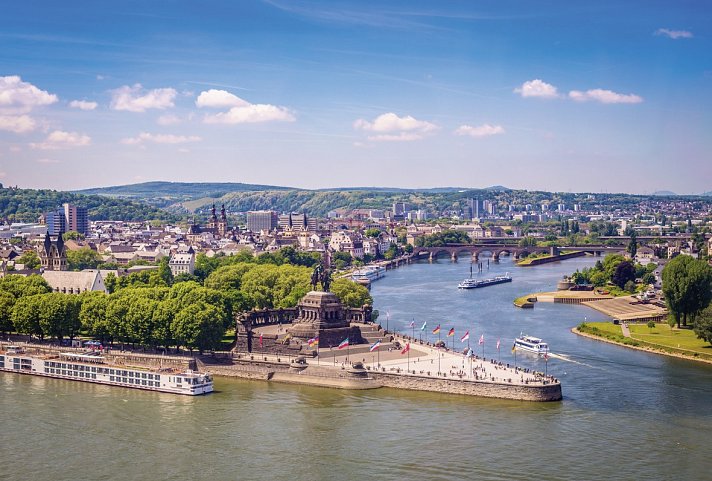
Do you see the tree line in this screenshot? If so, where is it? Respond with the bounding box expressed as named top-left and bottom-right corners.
top-left (0, 251), bottom-right (372, 352)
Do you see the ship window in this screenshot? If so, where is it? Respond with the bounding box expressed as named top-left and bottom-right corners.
top-left (142, 373), bottom-right (147, 378)
top-left (110, 376), bottom-right (114, 381)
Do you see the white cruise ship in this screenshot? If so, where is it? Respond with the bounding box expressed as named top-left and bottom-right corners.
top-left (0, 346), bottom-right (213, 395)
top-left (351, 265), bottom-right (386, 282)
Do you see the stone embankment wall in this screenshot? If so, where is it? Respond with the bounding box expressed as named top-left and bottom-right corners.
top-left (371, 372), bottom-right (562, 402)
top-left (203, 358), bottom-right (561, 401)
top-left (519, 251), bottom-right (585, 266)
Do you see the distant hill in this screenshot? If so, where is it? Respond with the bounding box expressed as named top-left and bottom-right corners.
top-left (702, 191), bottom-right (712, 197)
top-left (0, 186), bottom-right (175, 223)
top-left (651, 190), bottom-right (677, 196)
top-left (76, 181), bottom-right (296, 208)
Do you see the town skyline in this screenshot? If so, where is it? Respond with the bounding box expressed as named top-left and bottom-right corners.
top-left (1, 1), bottom-right (710, 194)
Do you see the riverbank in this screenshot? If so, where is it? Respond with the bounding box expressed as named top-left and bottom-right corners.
top-left (516, 251), bottom-right (585, 266)
top-left (572, 324), bottom-right (712, 365)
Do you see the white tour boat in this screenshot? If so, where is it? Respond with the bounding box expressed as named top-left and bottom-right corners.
top-left (351, 265), bottom-right (386, 282)
top-left (513, 335), bottom-right (550, 355)
top-left (0, 346), bottom-right (213, 395)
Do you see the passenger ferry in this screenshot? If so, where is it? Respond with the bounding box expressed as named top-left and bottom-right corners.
top-left (513, 336), bottom-right (550, 355)
top-left (351, 265), bottom-right (386, 283)
top-left (458, 273), bottom-right (512, 289)
top-left (0, 345), bottom-right (213, 395)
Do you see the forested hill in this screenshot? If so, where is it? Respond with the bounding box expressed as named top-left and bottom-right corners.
top-left (0, 185), bottom-right (175, 223)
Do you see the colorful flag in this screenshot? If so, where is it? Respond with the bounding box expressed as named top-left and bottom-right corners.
top-left (544, 351), bottom-right (549, 360)
top-left (432, 324), bottom-right (441, 334)
top-left (307, 336), bottom-right (319, 348)
top-left (259, 332), bottom-right (263, 348)
top-left (409, 320), bottom-right (415, 328)
top-left (401, 343), bottom-right (410, 354)
top-left (420, 321), bottom-right (427, 331)
top-left (496, 338), bottom-right (501, 350)
top-left (369, 340), bottom-right (381, 352)
top-left (461, 331), bottom-right (470, 342)
top-left (512, 342), bottom-right (516, 353)
top-left (479, 334), bottom-right (484, 345)
top-left (338, 338), bottom-right (349, 349)
top-left (447, 327), bottom-right (455, 337)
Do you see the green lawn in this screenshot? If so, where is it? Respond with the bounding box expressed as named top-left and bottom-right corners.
top-left (578, 321), bottom-right (712, 360)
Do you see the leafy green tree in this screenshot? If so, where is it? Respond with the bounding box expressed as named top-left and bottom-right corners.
top-left (365, 228), bottom-right (381, 238)
top-left (0, 291), bottom-right (16, 334)
top-left (79, 291), bottom-right (111, 342)
top-left (330, 278), bottom-right (372, 308)
top-left (172, 302), bottom-right (226, 352)
top-left (67, 247), bottom-right (102, 271)
top-left (104, 272), bottom-right (117, 294)
top-left (11, 295), bottom-right (43, 338)
top-left (518, 236), bottom-right (538, 247)
top-left (204, 264), bottom-right (256, 291)
top-left (624, 280), bottom-right (637, 293)
top-left (38, 293), bottom-right (73, 340)
top-left (662, 255), bottom-right (712, 328)
top-left (612, 260), bottom-right (636, 289)
top-left (157, 256), bottom-right (174, 286)
top-left (627, 231), bottom-right (638, 259)
top-left (62, 231), bottom-right (85, 241)
top-left (692, 304), bottom-right (712, 345)
top-left (16, 250), bottom-right (40, 269)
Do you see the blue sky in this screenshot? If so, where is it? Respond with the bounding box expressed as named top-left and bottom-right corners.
top-left (1, 1), bottom-right (710, 193)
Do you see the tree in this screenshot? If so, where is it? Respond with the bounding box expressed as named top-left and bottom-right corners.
top-left (627, 231), bottom-right (637, 259)
top-left (11, 295), bottom-right (42, 338)
top-left (692, 304), bottom-right (712, 345)
top-left (172, 302), bottom-right (226, 352)
top-left (62, 231), bottom-right (85, 241)
top-left (67, 247), bottom-right (102, 271)
top-left (79, 291), bottom-right (111, 342)
top-left (16, 250), bottom-right (40, 269)
top-left (330, 278), bottom-right (373, 308)
top-left (624, 280), bottom-right (637, 293)
top-left (662, 255), bottom-right (712, 328)
top-left (157, 256), bottom-right (174, 286)
top-left (0, 291), bottom-right (16, 334)
top-left (612, 260), bottom-right (636, 289)
top-left (104, 272), bottom-right (117, 294)
top-left (365, 228), bottom-right (381, 238)
top-left (647, 320), bottom-right (656, 332)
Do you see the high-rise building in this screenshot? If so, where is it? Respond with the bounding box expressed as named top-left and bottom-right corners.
top-left (247, 210), bottom-right (278, 232)
top-left (63, 203), bottom-right (88, 235)
top-left (467, 198), bottom-right (483, 219)
top-left (392, 202), bottom-right (408, 216)
top-left (46, 208), bottom-right (66, 236)
top-left (278, 212), bottom-right (309, 231)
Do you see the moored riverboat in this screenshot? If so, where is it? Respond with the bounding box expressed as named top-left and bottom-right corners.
top-left (0, 346), bottom-right (213, 395)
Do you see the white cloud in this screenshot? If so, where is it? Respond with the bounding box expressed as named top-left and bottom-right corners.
top-left (0, 114), bottom-right (36, 133)
top-left (454, 124), bottom-right (505, 138)
top-left (110, 84), bottom-right (177, 112)
top-left (36, 158), bottom-right (60, 164)
top-left (196, 89), bottom-right (295, 124)
top-left (121, 132), bottom-right (202, 145)
top-left (0, 75), bottom-right (58, 114)
top-left (69, 100), bottom-right (97, 111)
top-left (514, 79), bottom-right (559, 99)
top-left (655, 28), bottom-right (693, 39)
top-left (31, 130), bottom-right (91, 150)
top-left (0, 76), bottom-right (57, 133)
top-left (354, 112), bottom-right (437, 134)
top-left (157, 114), bottom-right (182, 125)
top-left (202, 104), bottom-right (295, 124)
top-left (568, 89), bottom-right (643, 104)
top-left (195, 89), bottom-right (249, 109)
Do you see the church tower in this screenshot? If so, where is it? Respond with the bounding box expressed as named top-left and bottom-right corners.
top-left (38, 231), bottom-right (68, 271)
top-left (218, 204), bottom-right (228, 237)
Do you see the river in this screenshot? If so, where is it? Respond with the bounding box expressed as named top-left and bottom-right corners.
top-left (2, 256), bottom-right (711, 480)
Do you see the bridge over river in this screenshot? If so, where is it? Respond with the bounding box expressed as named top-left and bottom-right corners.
top-left (411, 244), bottom-right (626, 261)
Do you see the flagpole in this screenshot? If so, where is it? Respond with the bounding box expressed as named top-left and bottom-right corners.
top-left (411, 318), bottom-right (415, 342)
top-left (407, 343), bottom-right (410, 373)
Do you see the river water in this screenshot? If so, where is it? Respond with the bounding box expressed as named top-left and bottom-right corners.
top-left (2, 256), bottom-right (711, 480)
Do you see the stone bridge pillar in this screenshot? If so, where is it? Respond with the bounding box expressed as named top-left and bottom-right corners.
top-left (471, 252), bottom-right (478, 263)
top-left (451, 252), bottom-right (458, 262)
top-left (512, 252), bottom-right (519, 260)
top-left (429, 252), bottom-right (434, 263)
top-left (493, 252), bottom-right (500, 262)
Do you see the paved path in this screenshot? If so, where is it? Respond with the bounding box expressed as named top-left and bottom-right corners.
top-left (621, 322), bottom-right (631, 338)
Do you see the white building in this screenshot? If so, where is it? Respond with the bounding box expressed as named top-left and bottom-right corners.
top-left (169, 249), bottom-right (195, 276)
